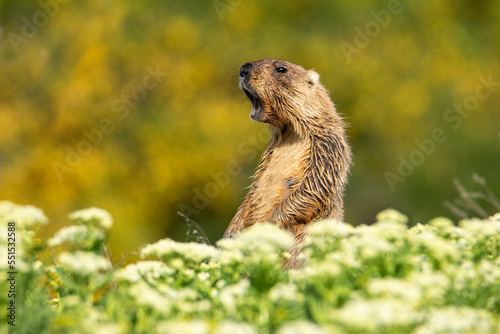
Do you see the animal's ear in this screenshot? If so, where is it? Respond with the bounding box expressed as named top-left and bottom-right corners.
top-left (306, 70), bottom-right (320, 86)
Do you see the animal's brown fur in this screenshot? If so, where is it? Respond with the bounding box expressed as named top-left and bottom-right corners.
top-left (223, 59), bottom-right (352, 268)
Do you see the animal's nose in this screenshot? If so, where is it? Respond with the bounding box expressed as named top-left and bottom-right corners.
top-left (239, 63), bottom-right (252, 78)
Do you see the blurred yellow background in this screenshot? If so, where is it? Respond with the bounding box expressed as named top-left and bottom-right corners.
top-left (1, 0), bottom-right (499, 261)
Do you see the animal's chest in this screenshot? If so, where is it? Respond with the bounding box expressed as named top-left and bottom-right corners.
top-left (250, 142), bottom-right (309, 221)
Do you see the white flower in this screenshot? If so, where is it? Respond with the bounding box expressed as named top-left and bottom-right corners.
top-left (460, 217), bottom-right (500, 236)
top-left (217, 223), bottom-right (294, 255)
top-left (141, 238), bottom-right (218, 263)
top-left (68, 207), bottom-right (113, 229)
top-left (214, 321), bottom-right (257, 334)
top-left (156, 320), bottom-right (208, 334)
top-left (129, 281), bottom-right (171, 314)
top-left (219, 279), bottom-right (250, 312)
top-left (302, 220), bottom-right (355, 257)
top-left (408, 271), bottom-right (450, 305)
top-left (269, 283), bottom-right (298, 303)
top-left (175, 299), bottom-right (212, 315)
top-left (90, 323), bottom-right (126, 334)
top-left (458, 217), bottom-right (500, 258)
top-left (325, 249), bottom-right (361, 271)
top-left (375, 208), bottom-right (409, 225)
top-left (216, 280), bottom-right (226, 289)
top-left (445, 226), bottom-right (475, 255)
top-left (428, 217), bottom-right (454, 230)
top-left (169, 258), bottom-right (184, 269)
top-left (216, 223), bottom-right (294, 268)
top-left (114, 261), bottom-right (173, 283)
top-left (176, 287), bottom-right (199, 301)
top-left (358, 237), bottom-right (396, 259)
top-left (292, 261), bottom-right (342, 283)
top-left (0, 201), bottom-right (16, 220)
top-left (200, 259), bottom-right (220, 272)
top-left (452, 261), bottom-right (478, 291)
top-left (335, 299), bottom-right (422, 332)
top-left (478, 259), bottom-right (500, 286)
top-left (47, 225), bottom-right (105, 248)
top-left (79, 307), bottom-right (127, 334)
top-left (367, 278), bottom-right (421, 304)
top-left (216, 247), bottom-right (245, 266)
top-left (371, 220), bottom-right (409, 241)
top-left (409, 225), bottom-right (459, 263)
top-left (57, 251), bottom-right (112, 276)
top-left (346, 226), bottom-right (398, 260)
top-left (277, 321), bottom-right (327, 334)
top-left (414, 307), bottom-right (496, 334)
top-left (197, 272), bottom-right (210, 282)
top-left (0, 200), bottom-right (48, 228)
top-left (307, 219), bottom-right (355, 239)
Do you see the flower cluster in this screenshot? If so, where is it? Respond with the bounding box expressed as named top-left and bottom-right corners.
top-left (68, 207), bottom-right (114, 230)
top-left (114, 261), bottom-right (174, 284)
top-left (48, 225), bottom-right (106, 250)
top-left (3, 203), bottom-right (500, 334)
top-left (141, 238), bottom-right (219, 265)
top-left (0, 200), bottom-right (49, 228)
top-left (0, 201), bottom-right (48, 273)
top-left (57, 251), bottom-right (112, 277)
top-left (44, 207), bottom-right (114, 308)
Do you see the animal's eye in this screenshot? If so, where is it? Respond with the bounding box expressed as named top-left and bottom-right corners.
top-left (275, 67), bottom-right (287, 73)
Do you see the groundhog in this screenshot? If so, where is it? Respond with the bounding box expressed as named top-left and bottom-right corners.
top-left (223, 59), bottom-right (352, 268)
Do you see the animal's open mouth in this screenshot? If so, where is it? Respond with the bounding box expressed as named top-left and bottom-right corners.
top-left (241, 86), bottom-right (263, 120)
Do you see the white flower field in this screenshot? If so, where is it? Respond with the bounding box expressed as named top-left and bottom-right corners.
top-left (1, 201), bottom-right (499, 333)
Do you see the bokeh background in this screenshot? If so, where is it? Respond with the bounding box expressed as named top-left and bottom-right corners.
top-left (1, 0), bottom-right (499, 262)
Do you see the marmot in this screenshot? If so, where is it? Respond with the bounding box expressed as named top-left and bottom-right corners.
top-left (224, 59), bottom-right (352, 268)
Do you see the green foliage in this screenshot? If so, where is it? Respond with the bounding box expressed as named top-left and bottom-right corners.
top-left (2, 201), bottom-right (500, 333)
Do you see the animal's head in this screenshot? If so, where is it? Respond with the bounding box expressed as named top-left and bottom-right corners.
top-left (238, 59), bottom-right (325, 128)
